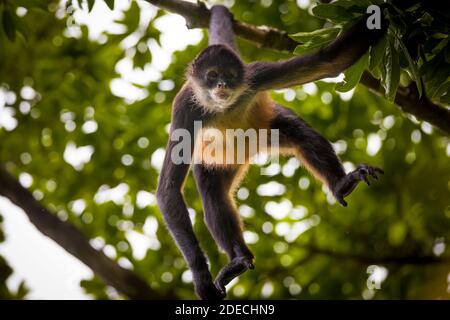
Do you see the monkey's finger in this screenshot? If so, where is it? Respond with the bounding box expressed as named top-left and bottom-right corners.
top-left (362, 175), bottom-right (370, 185)
top-left (374, 167), bottom-right (384, 174)
top-left (215, 263), bottom-right (246, 288)
top-left (214, 281), bottom-right (226, 296)
top-left (369, 171), bottom-right (378, 180)
top-left (336, 196), bottom-right (347, 207)
top-left (242, 259), bottom-right (254, 270)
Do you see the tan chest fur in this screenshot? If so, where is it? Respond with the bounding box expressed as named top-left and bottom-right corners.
top-left (209, 92), bottom-right (273, 130)
top-left (193, 92), bottom-right (275, 167)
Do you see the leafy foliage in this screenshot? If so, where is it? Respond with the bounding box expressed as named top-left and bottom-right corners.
top-left (0, 0), bottom-right (449, 300)
top-left (291, 0), bottom-right (450, 104)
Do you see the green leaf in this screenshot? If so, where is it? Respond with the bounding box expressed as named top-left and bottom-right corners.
top-left (336, 52), bottom-right (369, 92)
top-left (420, 54), bottom-right (440, 82)
top-left (420, 52), bottom-right (449, 99)
top-left (117, 0), bottom-right (140, 32)
top-left (13, 16), bottom-right (29, 42)
top-left (323, 0), bottom-right (371, 15)
top-left (382, 40), bottom-right (400, 102)
top-left (2, 9), bottom-right (16, 42)
top-left (290, 27), bottom-right (341, 44)
top-left (104, 0), bottom-right (115, 10)
top-left (134, 46), bottom-right (152, 69)
top-left (369, 35), bottom-right (387, 72)
top-left (15, 281), bottom-right (29, 299)
top-left (441, 91), bottom-right (450, 104)
top-left (87, 0), bottom-right (96, 12)
top-left (395, 35), bottom-right (422, 96)
top-left (80, 278), bottom-right (108, 299)
top-left (388, 221), bottom-right (407, 246)
top-left (292, 29), bottom-right (341, 55)
top-left (312, 4), bottom-right (354, 22)
top-left (445, 44), bottom-right (450, 64)
top-left (327, 0), bottom-right (372, 9)
top-left (370, 65), bottom-right (382, 79)
top-left (14, 0), bottom-right (48, 10)
top-left (426, 67), bottom-right (449, 99)
top-left (432, 81), bottom-right (450, 101)
top-left (145, 24), bottom-right (161, 45)
top-left (293, 38), bottom-right (333, 55)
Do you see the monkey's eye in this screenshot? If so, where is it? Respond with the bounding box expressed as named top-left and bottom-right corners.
top-left (224, 70), bottom-right (237, 80)
top-left (206, 70), bottom-right (218, 81)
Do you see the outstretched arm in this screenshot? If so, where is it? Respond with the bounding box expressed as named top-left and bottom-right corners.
top-left (271, 104), bottom-right (384, 207)
top-left (248, 17), bottom-right (386, 91)
top-left (209, 5), bottom-right (238, 53)
top-left (156, 86), bottom-right (223, 300)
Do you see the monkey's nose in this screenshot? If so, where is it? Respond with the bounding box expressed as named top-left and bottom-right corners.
top-left (217, 82), bottom-right (226, 89)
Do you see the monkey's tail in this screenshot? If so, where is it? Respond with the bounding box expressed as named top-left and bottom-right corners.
top-left (208, 5), bottom-right (238, 52)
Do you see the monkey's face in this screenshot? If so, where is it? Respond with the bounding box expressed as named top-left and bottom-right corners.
top-left (204, 67), bottom-right (241, 102)
top-left (190, 45), bottom-right (245, 110)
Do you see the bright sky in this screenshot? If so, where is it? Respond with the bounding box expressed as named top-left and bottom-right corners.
top-left (0, 198), bottom-right (93, 299)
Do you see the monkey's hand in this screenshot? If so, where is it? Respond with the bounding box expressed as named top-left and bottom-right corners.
top-left (333, 164), bottom-right (384, 207)
top-left (214, 256), bottom-right (254, 296)
top-left (194, 270), bottom-right (226, 300)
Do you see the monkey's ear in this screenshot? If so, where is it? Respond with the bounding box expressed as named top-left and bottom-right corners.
top-left (188, 62), bottom-right (196, 76)
top-left (189, 56), bottom-right (204, 77)
top-left (189, 55), bottom-right (199, 71)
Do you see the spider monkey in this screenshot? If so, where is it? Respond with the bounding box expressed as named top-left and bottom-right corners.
top-left (156, 6), bottom-right (385, 300)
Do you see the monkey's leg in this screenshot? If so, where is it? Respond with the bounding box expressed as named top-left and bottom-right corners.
top-left (271, 105), bottom-right (383, 206)
top-left (193, 164), bottom-right (254, 296)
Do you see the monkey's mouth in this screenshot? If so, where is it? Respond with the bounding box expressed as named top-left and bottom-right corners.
top-left (211, 89), bottom-right (231, 101)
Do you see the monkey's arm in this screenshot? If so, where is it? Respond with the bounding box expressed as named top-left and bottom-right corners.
top-left (272, 104), bottom-right (383, 206)
top-left (209, 5), bottom-right (238, 53)
top-left (248, 17), bottom-right (385, 91)
top-left (156, 87), bottom-right (223, 300)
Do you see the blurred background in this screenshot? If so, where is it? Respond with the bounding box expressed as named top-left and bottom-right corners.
top-left (0, 0), bottom-right (449, 300)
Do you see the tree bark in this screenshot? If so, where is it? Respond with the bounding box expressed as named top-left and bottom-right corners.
top-left (146, 0), bottom-right (450, 136)
top-left (0, 166), bottom-right (175, 300)
top-left (361, 72), bottom-right (450, 135)
top-left (305, 244), bottom-right (450, 265)
top-left (146, 0), bottom-right (298, 51)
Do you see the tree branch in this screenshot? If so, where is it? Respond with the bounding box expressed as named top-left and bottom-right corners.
top-left (146, 0), bottom-right (450, 136)
top-left (260, 228), bottom-right (450, 266)
top-left (306, 244), bottom-right (450, 265)
top-left (361, 72), bottom-right (450, 135)
top-left (0, 165), bottom-right (176, 300)
top-left (146, 0), bottom-right (298, 51)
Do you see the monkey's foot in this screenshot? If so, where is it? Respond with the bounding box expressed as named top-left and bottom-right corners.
top-left (194, 271), bottom-right (226, 300)
top-left (196, 281), bottom-right (226, 300)
top-left (333, 164), bottom-right (384, 207)
top-left (214, 256), bottom-right (254, 296)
